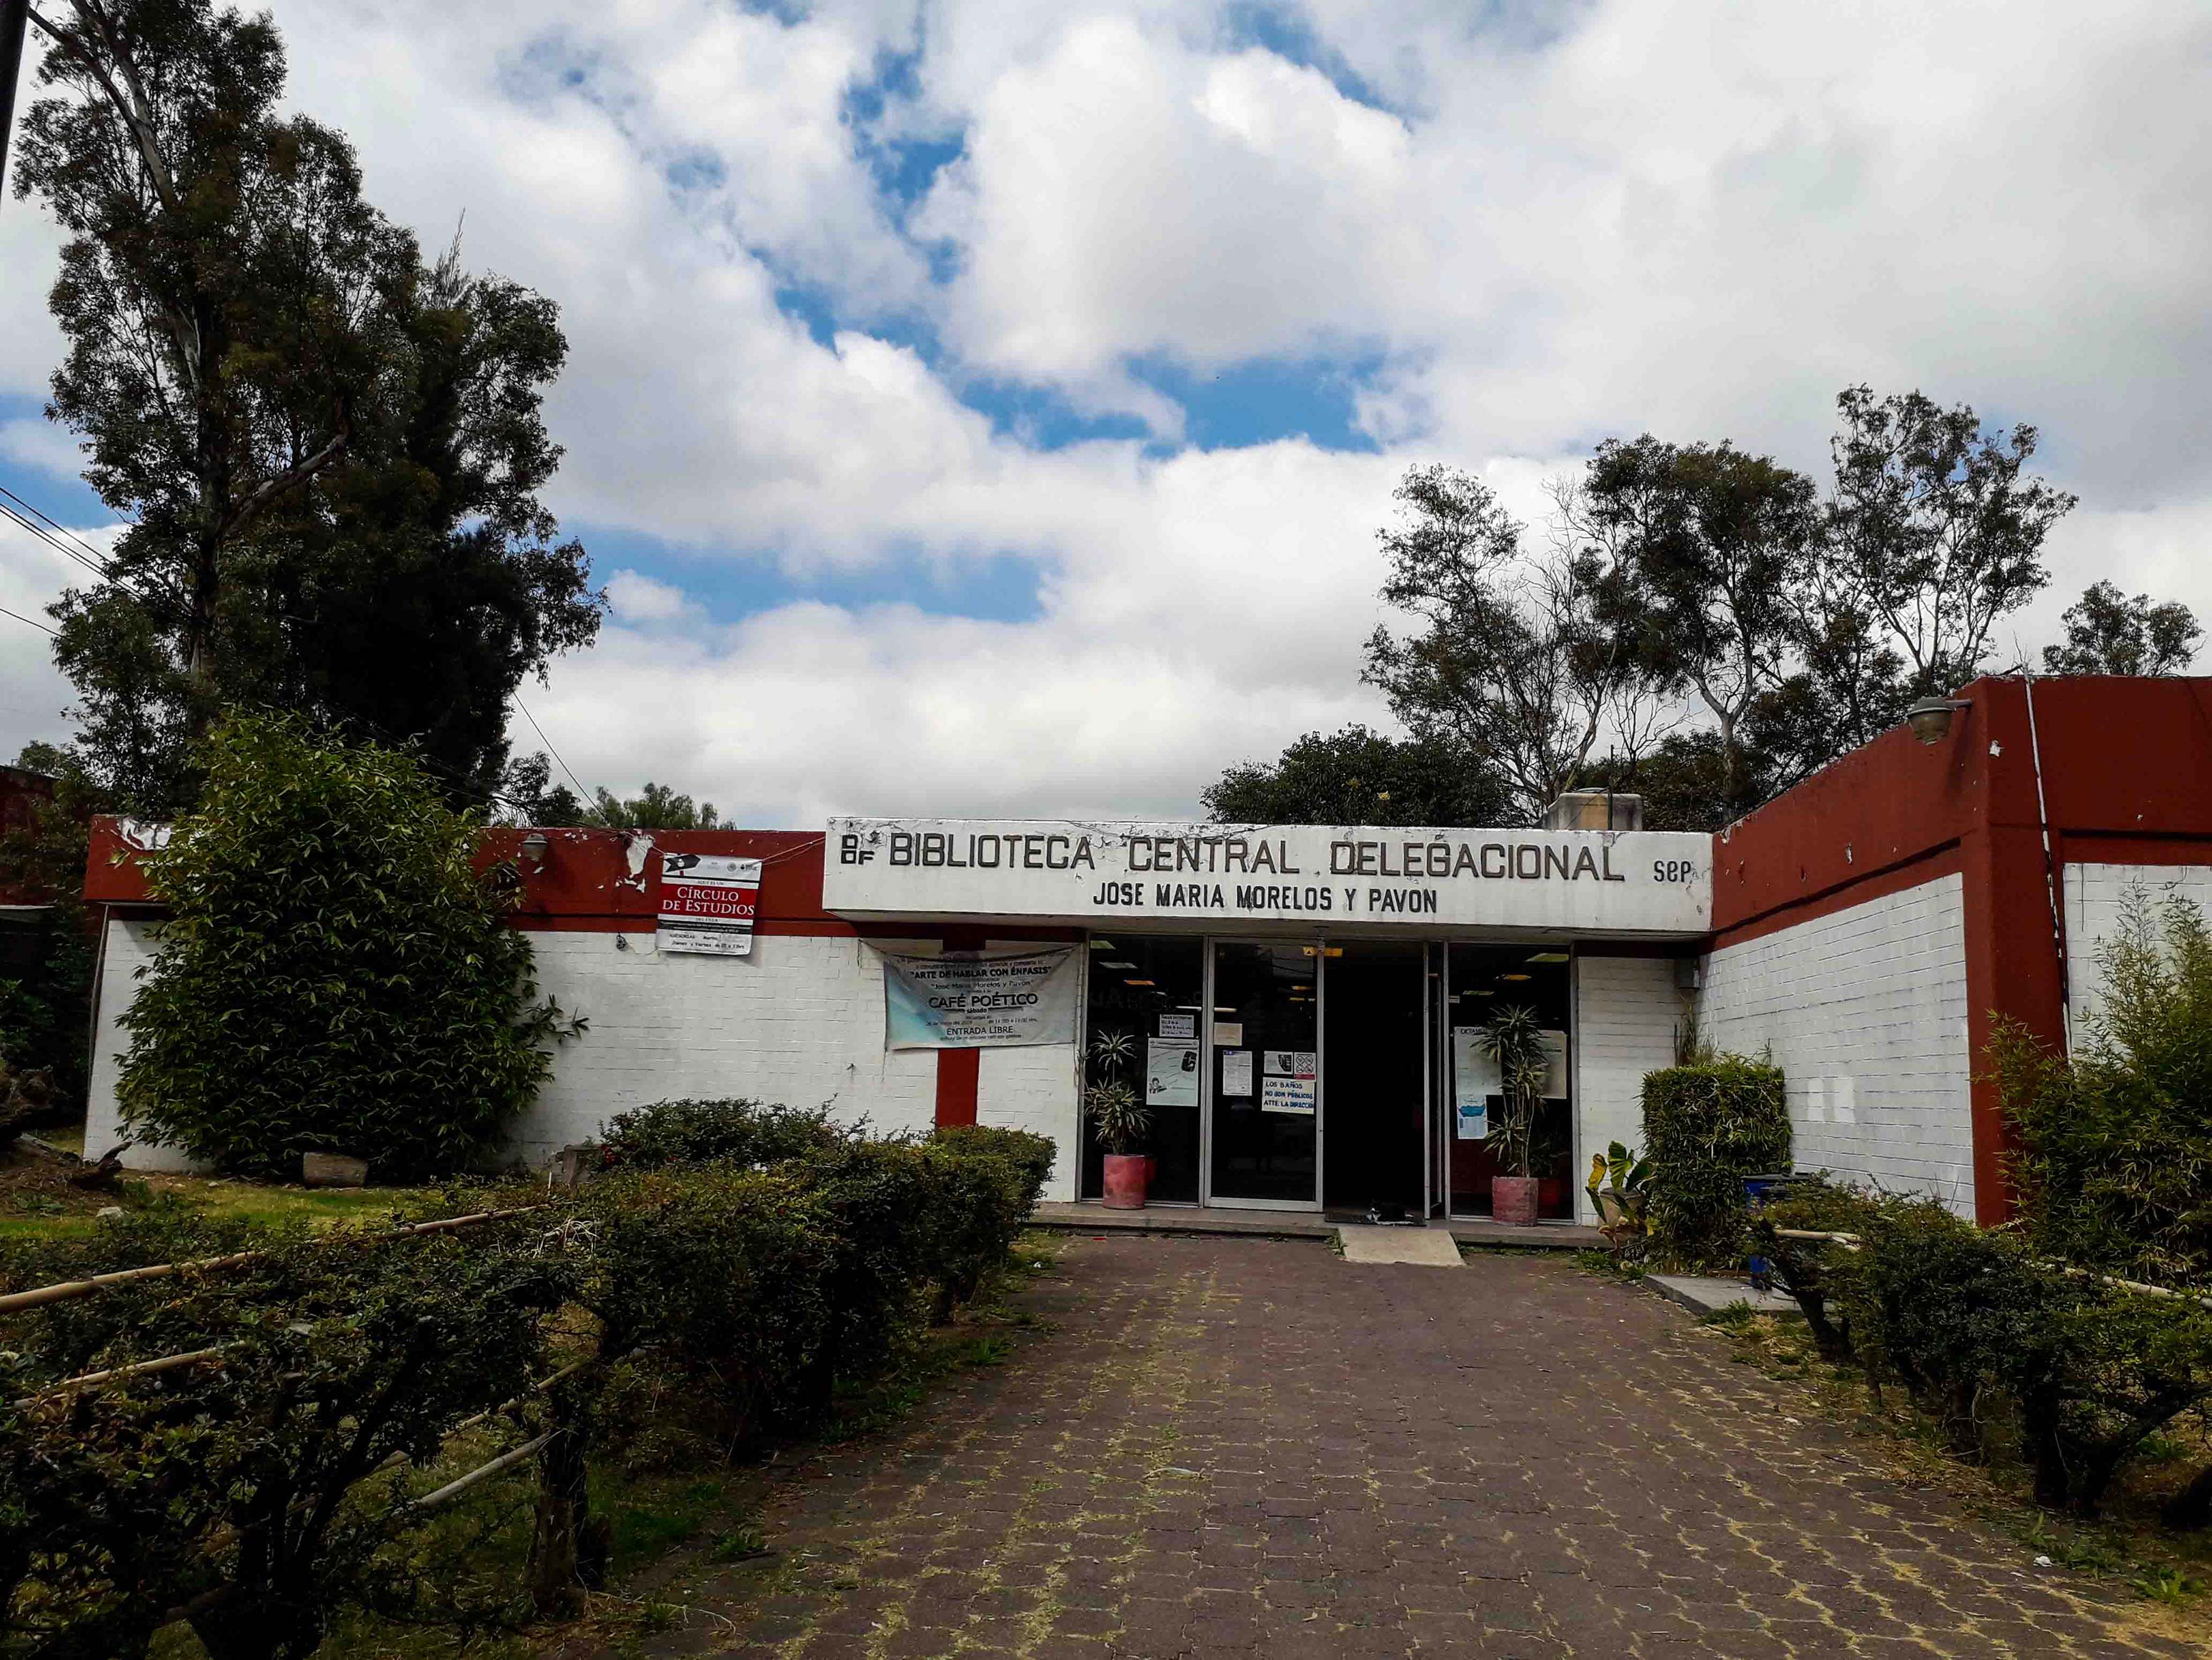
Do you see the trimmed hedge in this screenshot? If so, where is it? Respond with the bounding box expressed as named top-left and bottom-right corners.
top-left (0, 1109), bottom-right (1057, 1653)
top-left (581, 1100), bottom-right (1056, 1438)
top-left (1640, 1055), bottom-right (1789, 1266)
top-left (598, 1095), bottom-right (848, 1170)
top-left (1755, 1182), bottom-right (2212, 1517)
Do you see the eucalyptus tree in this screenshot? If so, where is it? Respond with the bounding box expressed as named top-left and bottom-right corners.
top-left (15, 0), bottom-right (599, 813)
top-left (1827, 383), bottom-right (2074, 698)
top-left (1362, 464), bottom-right (1663, 825)
top-left (2041, 580), bottom-right (2201, 677)
top-left (1568, 436), bottom-right (1819, 817)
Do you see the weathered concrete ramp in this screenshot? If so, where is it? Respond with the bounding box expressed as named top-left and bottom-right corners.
top-left (1335, 1223), bottom-right (1465, 1266)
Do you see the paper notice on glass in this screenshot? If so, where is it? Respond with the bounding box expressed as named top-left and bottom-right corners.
top-left (1211, 1022), bottom-right (1242, 1046)
top-left (1453, 1026), bottom-right (1495, 1139)
top-left (1539, 1029), bottom-right (1569, 1099)
top-left (1220, 1048), bottom-right (1254, 1098)
top-left (1145, 1038), bottom-right (1200, 1108)
top-left (1263, 1049), bottom-right (1317, 1079)
top-left (1157, 1011), bottom-right (1196, 1040)
top-left (1260, 1075), bottom-right (1315, 1115)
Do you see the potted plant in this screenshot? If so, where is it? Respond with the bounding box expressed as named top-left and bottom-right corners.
top-left (1584, 1140), bottom-right (1653, 1259)
top-left (1086, 1030), bottom-right (1152, 1209)
top-left (1481, 1003), bottom-right (1549, 1226)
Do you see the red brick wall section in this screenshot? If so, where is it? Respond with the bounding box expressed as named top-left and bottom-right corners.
top-left (1708, 675), bottom-right (2212, 1223)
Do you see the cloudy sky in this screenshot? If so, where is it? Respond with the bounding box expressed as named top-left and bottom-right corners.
top-left (3, 0), bottom-right (2208, 825)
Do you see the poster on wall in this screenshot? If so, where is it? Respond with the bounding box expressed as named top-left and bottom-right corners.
top-left (1147, 1038), bottom-right (1200, 1106)
top-left (880, 948), bottom-right (1080, 1049)
top-left (657, 853), bottom-right (762, 956)
top-left (1220, 1048), bottom-right (1254, 1098)
top-left (1452, 1026), bottom-right (1494, 1140)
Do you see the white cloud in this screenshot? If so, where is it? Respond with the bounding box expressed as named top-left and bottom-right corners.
top-left (0, 0), bottom-right (2206, 823)
top-left (604, 568), bottom-right (698, 625)
top-left (0, 519), bottom-right (99, 767)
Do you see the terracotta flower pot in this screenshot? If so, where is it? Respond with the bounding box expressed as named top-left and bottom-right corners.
top-left (1102, 1152), bottom-right (1150, 1210)
top-left (1491, 1174), bottom-right (1541, 1227)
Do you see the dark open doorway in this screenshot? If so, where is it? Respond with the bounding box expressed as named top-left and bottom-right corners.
top-left (1321, 942), bottom-right (1427, 1217)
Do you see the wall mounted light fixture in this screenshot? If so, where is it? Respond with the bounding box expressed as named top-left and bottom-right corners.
top-left (518, 830), bottom-right (551, 871)
top-left (1906, 697), bottom-right (1970, 745)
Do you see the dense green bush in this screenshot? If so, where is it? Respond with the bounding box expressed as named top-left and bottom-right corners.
top-left (1640, 1055), bottom-right (1790, 1265)
top-left (598, 1095), bottom-right (848, 1170)
top-left (924, 1126), bottom-right (1057, 1316)
top-left (0, 1208), bottom-right (564, 1660)
top-left (1757, 1186), bottom-right (2212, 1517)
top-left (1993, 889), bottom-right (2212, 1288)
top-left (118, 715), bottom-right (580, 1180)
top-left (0, 1114), bottom-right (1057, 1652)
top-left (579, 1165), bottom-right (836, 1446)
top-left (1751, 1177), bottom-right (1879, 1361)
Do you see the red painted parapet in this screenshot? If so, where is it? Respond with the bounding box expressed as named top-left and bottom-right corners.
top-left (1707, 675), bottom-right (2212, 1223)
top-left (84, 820), bottom-right (840, 925)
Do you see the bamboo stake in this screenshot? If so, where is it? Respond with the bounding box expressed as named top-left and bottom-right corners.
top-left (412, 1432), bottom-right (553, 1510)
top-left (1768, 1230), bottom-right (2212, 1308)
top-left (14, 1343), bottom-right (235, 1405)
top-left (0, 1205), bottom-right (552, 1314)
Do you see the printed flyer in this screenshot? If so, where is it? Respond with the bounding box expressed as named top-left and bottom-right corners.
top-left (657, 853), bottom-right (762, 956)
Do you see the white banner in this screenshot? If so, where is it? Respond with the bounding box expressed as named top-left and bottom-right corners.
top-left (880, 948), bottom-right (1080, 1050)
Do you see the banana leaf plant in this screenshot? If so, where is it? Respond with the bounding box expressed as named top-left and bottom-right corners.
top-left (1585, 1140), bottom-right (1653, 1258)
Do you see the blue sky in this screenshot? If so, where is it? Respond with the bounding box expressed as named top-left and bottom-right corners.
top-left (2, 0), bottom-right (2208, 824)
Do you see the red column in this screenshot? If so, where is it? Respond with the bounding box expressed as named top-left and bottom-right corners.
top-left (1957, 684), bottom-right (2068, 1225)
top-left (933, 927), bottom-right (989, 1129)
top-left (935, 1048), bottom-right (980, 1128)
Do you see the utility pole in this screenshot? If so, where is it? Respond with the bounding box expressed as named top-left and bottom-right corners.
top-left (0, 0), bottom-right (28, 205)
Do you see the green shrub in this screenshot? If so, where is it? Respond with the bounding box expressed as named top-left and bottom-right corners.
top-left (922, 1126), bottom-right (1055, 1316)
top-left (0, 1215), bottom-right (564, 1660)
top-left (1750, 1177), bottom-right (1880, 1361)
top-left (1994, 888), bottom-right (2212, 1288)
top-left (579, 1166), bottom-right (835, 1443)
top-left (1640, 1055), bottom-right (1790, 1265)
top-left (2014, 1286), bottom-right (2212, 1516)
top-left (598, 1096), bottom-right (848, 1170)
top-left (1846, 1196), bottom-right (2056, 1456)
top-left (116, 715), bottom-right (580, 1181)
top-left (1808, 1192), bottom-right (2212, 1516)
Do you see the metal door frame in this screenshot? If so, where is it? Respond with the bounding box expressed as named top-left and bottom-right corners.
top-left (1200, 934), bottom-right (1325, 1211)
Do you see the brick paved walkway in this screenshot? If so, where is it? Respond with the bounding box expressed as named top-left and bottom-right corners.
top-left (603, 1235), bottom-right (2191, 1659)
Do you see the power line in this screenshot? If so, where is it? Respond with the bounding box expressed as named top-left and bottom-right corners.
top-left (0, 602), bottom-right (56, 636)
top-left (514, 695), bottom-right (592, 803)
top-left (0, 482), bottom-right (116, 572)
top-left (0, 497), bottom-right (111, 585)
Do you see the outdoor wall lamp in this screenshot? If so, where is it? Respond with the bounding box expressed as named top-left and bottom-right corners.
top-left (1906, 697), bottom-right (1970, 745)
top-left (518, 830), bottom-right (551, 871)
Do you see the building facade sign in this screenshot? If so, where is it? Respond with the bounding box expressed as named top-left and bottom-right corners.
top-left (826, 817), bottom-right (1713, 934)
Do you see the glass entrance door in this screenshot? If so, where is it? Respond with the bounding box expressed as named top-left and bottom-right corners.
top-left (1206, 941), bottom-right (1320, 1208)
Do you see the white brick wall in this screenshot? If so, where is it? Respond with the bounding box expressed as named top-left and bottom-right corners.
top-left (1697, 874), bottom-right (1976, 1215)
top-left (83, 919), bottom-right (196, 1171)
top-left (84, 920), bottom-right (1082, 1200)
top-left (2064, 862), bottom-right (2212, 1043)
top-left (1572, 955), bottom-right (1682, 1224)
